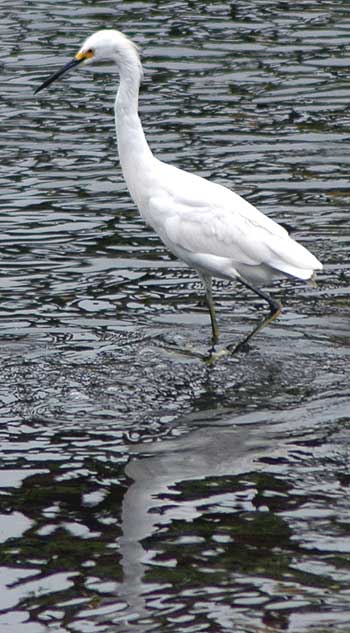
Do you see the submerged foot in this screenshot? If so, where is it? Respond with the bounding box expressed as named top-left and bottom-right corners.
top-left (226, 339), bottom-right (251, 355)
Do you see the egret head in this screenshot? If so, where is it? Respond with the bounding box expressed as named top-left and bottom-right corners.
top-left (34, 29), bottom-right (142, 95)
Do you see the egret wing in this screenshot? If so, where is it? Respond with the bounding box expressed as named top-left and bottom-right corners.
top-left (147, 165), bottom-right (321, 278)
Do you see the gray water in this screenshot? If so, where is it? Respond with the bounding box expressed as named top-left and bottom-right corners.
top-left (1, 1), bottom-right (350, 631)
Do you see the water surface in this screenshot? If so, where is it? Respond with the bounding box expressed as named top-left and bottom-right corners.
top-left (1, 1), bottom-right (350, 631)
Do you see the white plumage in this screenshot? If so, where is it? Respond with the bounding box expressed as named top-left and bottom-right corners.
top-left (35, 29), bottom-right (322, 352)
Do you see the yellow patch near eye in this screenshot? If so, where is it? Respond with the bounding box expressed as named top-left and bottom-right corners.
top-left (75, 49), bottom-right (94, 61)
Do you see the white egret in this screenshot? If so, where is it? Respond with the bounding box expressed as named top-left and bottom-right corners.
top-left (35, 29), bottom-right (322, 353)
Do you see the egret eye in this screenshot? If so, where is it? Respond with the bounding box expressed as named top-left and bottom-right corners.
top-left (85, 48), bottom-right (94, 58)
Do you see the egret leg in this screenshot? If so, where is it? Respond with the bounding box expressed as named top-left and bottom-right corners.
top-left (228, 278), bottom-right (282, 354)
top-left (199, 273), bottom-right (220, 343)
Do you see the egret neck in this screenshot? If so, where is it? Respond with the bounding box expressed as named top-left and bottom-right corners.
top-left (113, 46), bottom-right (155, 208)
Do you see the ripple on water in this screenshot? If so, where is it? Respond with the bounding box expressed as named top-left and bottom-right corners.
top-left (2, 0), bottom-right (350, 631)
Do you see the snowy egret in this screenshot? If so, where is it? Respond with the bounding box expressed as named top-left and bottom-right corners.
top-left (35, 29), bottom-right (322, 353)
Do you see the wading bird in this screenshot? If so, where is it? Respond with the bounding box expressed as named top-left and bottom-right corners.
top-left (35, 29), bottom-right (322, 354)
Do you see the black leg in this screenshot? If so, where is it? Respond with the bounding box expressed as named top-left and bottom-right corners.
top-left (199, 273), bottom-right (220, 343)
top-left (227, 277), bottom-right (282, 354)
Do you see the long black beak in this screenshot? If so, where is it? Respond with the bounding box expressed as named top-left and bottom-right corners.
top-left (34, 57), bottom-right (83, 95)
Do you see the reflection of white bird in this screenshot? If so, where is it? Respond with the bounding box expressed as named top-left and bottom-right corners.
top-left (35, 29), bottom-right (322, 352)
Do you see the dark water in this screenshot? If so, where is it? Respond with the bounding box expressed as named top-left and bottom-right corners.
top-left (1, 1), bottom-right (350, 631)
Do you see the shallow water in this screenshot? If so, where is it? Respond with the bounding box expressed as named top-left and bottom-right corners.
top-left (1, 1), bottom-right (350, 631)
